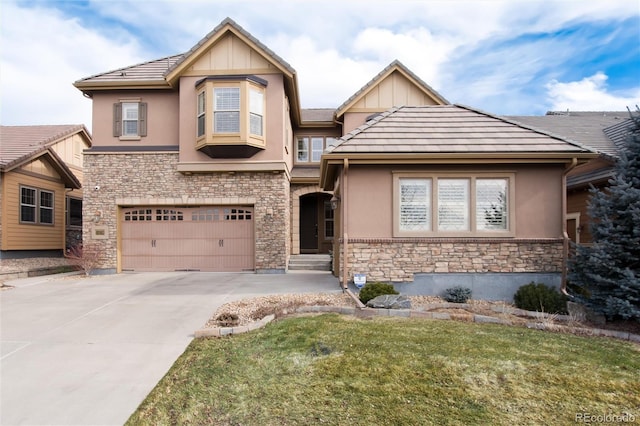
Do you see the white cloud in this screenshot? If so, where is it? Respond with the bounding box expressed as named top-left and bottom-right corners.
top-left (0, 1), bottom-right (143, 127)
top-left (0, 0), bottom-right (638, 126)
top-left (546, 72), bottom-right (640, 112)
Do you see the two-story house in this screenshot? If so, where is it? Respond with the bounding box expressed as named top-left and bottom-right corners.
top-left (75, 18), bottom-right (595, 298)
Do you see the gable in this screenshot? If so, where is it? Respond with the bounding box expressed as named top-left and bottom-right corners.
top-left (335, 61), bottom-right (448, 119)
top-left (186, 33), bottom-right (278, 75)
top-left (350, 70), bottom-right (441, 112)
top-left (16, 156), bottom-right (60, 179)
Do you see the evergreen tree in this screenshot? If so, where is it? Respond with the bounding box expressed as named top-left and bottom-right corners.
top-left (569, 108), bottom-right (640, 321)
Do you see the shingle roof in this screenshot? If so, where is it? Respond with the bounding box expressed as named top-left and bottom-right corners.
top-left (0, 125), bottom-right (89, 169)
top-left (603, 117), bottom-right (635, 153)
top-left (301, 108), bottom-right (335, 123)
top-left (505, 111), bottom-right (628, 157)
top-left (75, 18), bottom-right (296, 88)
top-left (74, 55), bottom-right (183, 86)
top-left (329, 105), bottom-right (593, 155)
top-left (0, 125), bottom-right (87, 188)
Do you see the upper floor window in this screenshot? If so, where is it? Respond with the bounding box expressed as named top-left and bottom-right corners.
top-left (296, 136), bottom-right (339, 163)
top-left (195, 76), bottom-right (267, 158)
top-left (214, 87), bottom-right (241, 133)
top-left (197, 91), bottom-right (206, 137)
top-left (394, 173), bottom-right (513, 237)
top-left (113, 101), bottom-right (147, 139)
top-left (20, 186), bottom-right (54, 225)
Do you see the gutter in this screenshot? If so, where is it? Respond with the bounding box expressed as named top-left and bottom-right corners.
top-left (342, 158), bottom-right (349, 290)
top-left (561, 157), bottom-right (579, 295)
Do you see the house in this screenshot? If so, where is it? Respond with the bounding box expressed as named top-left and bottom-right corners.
top-left (0, 125), bottom-right (91, 258)
top-left (320, 105), bottom-right (595, 298)
top-left (506, 111), bottom-right (632, 245)
top-left (74, 17), bottom-right (596, 299)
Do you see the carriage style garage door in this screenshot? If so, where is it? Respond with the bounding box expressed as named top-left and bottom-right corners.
top-left (120, 206), bottom-right (254, 272)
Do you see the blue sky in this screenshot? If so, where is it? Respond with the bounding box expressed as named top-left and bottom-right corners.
top-left (1, 0), bottom-right (638, 128)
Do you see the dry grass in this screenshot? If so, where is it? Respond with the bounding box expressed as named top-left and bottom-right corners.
top-left (128, 315), bottom-right (640, 426)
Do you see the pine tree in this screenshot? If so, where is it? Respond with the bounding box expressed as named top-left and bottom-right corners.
top-left (568, 108), bottom-right (640, 321)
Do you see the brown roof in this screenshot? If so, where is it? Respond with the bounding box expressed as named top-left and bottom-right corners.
top-left (0, 125), bottom-right (89, 188)
top-left (505, 111), bottom-right (628, 157)
top-left (329, 105), bottom-right (594, 155)
top-left (74, 54), bottom-right (183, 87)
top-left (301, 108), bottom-right (335, 123)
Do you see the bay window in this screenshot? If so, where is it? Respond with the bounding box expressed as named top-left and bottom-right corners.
top-left (195, 75), bottom-right (267, 158)
top-left (394, 173), bottom-right (513, 237)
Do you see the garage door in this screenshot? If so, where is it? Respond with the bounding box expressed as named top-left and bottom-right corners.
top-left (120, 206), bottom-right (254, 272)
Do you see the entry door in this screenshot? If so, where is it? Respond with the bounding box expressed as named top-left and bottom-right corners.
top-left (300, 195), bottom-right (318, 253)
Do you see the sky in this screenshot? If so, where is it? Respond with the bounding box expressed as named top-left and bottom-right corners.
top-left (1, 0), bottom-right (639, 129)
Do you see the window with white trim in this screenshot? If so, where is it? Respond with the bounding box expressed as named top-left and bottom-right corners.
top-left (20, 186), bottom-right (54, 225)
top-left (214, 87), bottom-right (241, 133)
top-left (197, 91), bottom-right (206, 137)
top-left (249, 89), bottom-right (264, 136)
top-left (194, 76), bottom-right (267, 157)
top-left (395, 174), bottom-right (512, 236)
top-left (296, 136), bottom-right (340, 163)
top-left (113, 101), bottom-right (147, 138)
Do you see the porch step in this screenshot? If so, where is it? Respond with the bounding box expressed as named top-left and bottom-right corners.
top-left (288, 254), bottom-right (332, 271)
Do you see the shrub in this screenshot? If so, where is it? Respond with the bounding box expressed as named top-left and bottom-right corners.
top-left (65, 243), bottom-right (102, 276)
top-left (443, 286), bottom-right (472, 303)
top-left (514, 282), bottom-right (568, 314)
top-left (358, 282), bottom-right (398, 304)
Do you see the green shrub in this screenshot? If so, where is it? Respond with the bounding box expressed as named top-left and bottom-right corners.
top-left (358, 282), bottom-right (398, 304)
top-left (514, 282), bottom-right (568, 314)
top-left (443, 286), bottom-right (472, 303)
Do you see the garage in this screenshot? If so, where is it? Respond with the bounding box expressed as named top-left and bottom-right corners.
top-left (120, 206), bottom-right (254, 272)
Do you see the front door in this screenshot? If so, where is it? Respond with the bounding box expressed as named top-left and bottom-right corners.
top-left (299, 193), bottom-right (333, 254)
top-left (300, 195), bottom-right (318, 253)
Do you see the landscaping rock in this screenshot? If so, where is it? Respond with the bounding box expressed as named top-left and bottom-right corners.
top-left (366, 295), bottom-right (411, 309)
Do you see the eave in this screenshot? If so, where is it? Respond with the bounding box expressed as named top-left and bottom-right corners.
top-left (73, 80), bottom-right (173, 96)
top-left (319, 151), bottom-right (598, 190)
top-left (2, 148), bottom-right (81, 189)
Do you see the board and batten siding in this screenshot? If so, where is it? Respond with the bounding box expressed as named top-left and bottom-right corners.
top-left (1, 170), bottom-right (66, 251)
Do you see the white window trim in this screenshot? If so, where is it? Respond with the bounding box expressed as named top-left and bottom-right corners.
top-left (295, 136), bottom-right (340, 164)
top-left (20, 185), bottom-right (55, 226)
top-left (393, 172), bottom-right (515, 238)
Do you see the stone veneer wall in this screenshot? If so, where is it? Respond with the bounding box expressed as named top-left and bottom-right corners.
top-left (339, 239), bottom-right (564, 282)
top-left (83, 153), bottom-right (290, 272)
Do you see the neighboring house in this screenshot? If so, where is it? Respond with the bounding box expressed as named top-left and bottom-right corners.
top-left (506, 111), bottom-right (632, 245)
top-left (0, 125), bottom-right (91, 258)
top-left (73, 17), bottom-right (596, 298)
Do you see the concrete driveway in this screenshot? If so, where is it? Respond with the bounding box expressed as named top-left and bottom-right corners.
top-left (0, 271), bottom-right (340, 426)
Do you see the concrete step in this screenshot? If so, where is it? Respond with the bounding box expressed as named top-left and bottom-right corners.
top-left (289, 255), bottom-right (332, 271)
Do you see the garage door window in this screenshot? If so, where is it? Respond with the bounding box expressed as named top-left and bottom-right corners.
top-left (124, 209), bottom-right (184, 221)
top-left (192, 208), bottom-right (252, 221)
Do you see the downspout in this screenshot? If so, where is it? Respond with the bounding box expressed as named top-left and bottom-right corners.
top-left (341, 158), bottom-right (349, 290)
top-left (561, 157), bottom-right (578, 295)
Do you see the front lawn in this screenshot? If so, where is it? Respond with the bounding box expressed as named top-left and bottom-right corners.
top-left (127, 315), bottom-right (639, 425)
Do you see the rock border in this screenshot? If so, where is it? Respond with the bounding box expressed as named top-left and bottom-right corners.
top-left (195, 304), bottom-right (640, 343)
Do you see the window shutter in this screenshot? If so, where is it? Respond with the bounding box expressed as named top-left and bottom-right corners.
top-left (139, 102), bottom-right (147, 136)
top-left (113, 103), bottom-right (122, 137)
